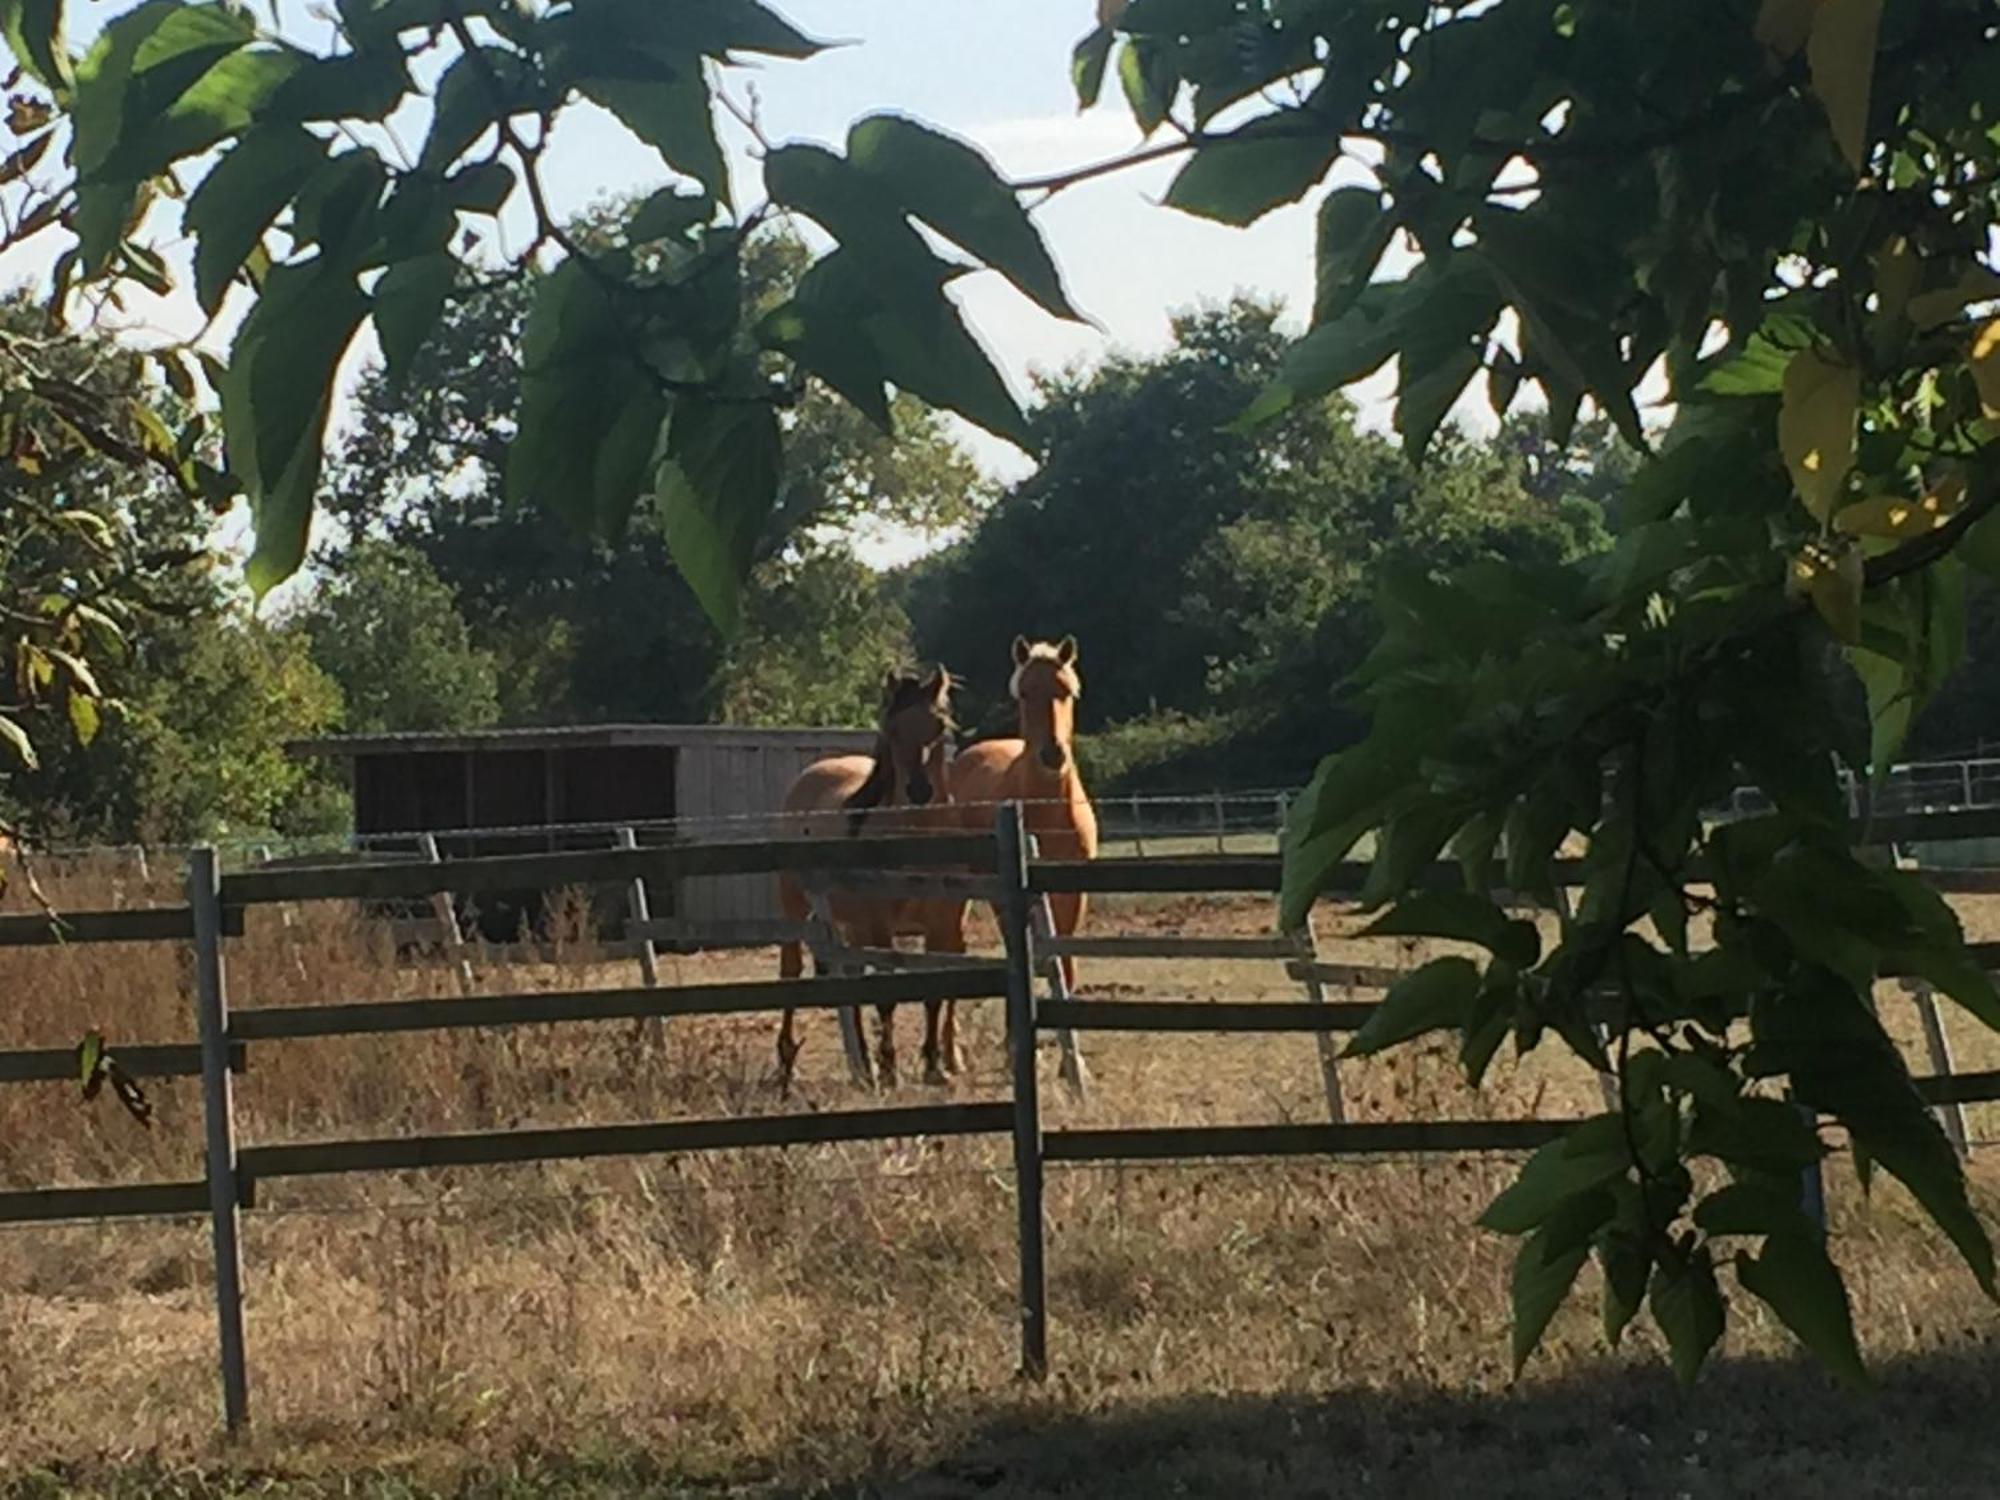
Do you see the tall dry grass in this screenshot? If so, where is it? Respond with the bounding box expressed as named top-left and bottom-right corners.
top-left (1, 854), bottom-right (1998, 1497)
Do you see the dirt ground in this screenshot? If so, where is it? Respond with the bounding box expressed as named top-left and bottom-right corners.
top-left (2, 855), bottom-right (1998, 1497)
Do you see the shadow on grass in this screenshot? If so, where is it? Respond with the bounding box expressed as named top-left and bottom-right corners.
top-left (7, 1345), bottom-right (1998, 1500)
top-left (866, 1343), bottom-right (2000, 1500)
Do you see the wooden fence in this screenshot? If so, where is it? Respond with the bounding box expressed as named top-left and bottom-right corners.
top-left (7, 807), bottom-right (2000, 1421)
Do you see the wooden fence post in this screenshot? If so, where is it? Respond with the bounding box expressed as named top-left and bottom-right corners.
top-left (418, 833), bottom-right (475, 996)
top-left (999, 802), bottom-right (1048, 1380)
top-left (1130, 795), bottom-right (1145, 858)
top-left (1213, 790), bottom-right (1227, 854)
top-left (616, 828), bottom-right (664, 1052)
top-left (1906, 978), bottom-right (1971, 1159)
top-left (189, 845), bottom-right (249, 1433)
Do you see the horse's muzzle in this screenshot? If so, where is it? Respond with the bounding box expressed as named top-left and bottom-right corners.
top-left (1039, 744), bottom-right (1066, 772)
top-left (906, 775), bottom-right (935, 805)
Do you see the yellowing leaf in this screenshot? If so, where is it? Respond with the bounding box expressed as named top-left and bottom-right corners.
top-left (67, 689), bottom-right (100, 747)
top-left (1810, 544), bottom-right (1865, 643)
top-left (1754, 0), bottom-right (1815, 58)
top-left (1908, 267), bottom-right (2000, 330)
top-left (1972, 319), bottom-right (2000, 419)
top-left (1779, 345), bottom-right (1860, 523)
top-left (1807, 0), bottom-right (1883, 174)
top-left (1834, 491), bottom-right (1958, 539)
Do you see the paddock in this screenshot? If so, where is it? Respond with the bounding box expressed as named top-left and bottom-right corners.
top-left (3, 805), bottom-right (2000, 1469)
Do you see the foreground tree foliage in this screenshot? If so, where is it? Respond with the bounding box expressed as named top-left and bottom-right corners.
top-left (7, 0), bottom-right (1998, 1387)
top-left (1084, 0), bottom-right (1998, 1384)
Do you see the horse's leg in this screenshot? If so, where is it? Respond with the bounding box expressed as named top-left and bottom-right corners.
top-left (776, 937), bottom-right (804, 1094)
top-left (1051, 891), bottom-right (1087, 994)
top-left (863, 912), bottom-right (898, 1087)
top-left (925, 899), bottom-right (968, 1082)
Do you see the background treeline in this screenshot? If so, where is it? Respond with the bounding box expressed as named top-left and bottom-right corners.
top-left (9, 206), bottom-right (1999, 846)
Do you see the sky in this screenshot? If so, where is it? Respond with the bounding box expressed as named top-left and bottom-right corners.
top-left (3, 0), bottom-right (1432, 581)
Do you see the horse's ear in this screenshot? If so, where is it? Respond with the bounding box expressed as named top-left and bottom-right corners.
top-left (1056, 635), bottom-right (1078, 666)
top-left (1011, 635), bottom-right (1030, 666)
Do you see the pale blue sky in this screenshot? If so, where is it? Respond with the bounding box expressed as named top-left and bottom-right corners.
top-left (5, 0), bottom-right (1428, 575)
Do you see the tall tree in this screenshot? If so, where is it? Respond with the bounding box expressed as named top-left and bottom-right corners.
top-left (293, 538), bottom-right (500, 734)
top-left (323, 219), bottom-right (985, 726)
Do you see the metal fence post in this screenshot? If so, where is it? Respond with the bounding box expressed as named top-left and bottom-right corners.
top-left (999, 802), bottom-right (1048, 1380)
top-left (1796, 1098), bottom-right (1827, 1235)
top-left (616, 827), bottom-right (663, 1051)
top-left (1907, 978), bottom-right (1971, 1159)
top-left (189, 846), bottom-right (249, 1432)
top-left (1130, 794), bottom-right (1145, 858)
top-left (418, 833), bottom-right (476, 995)
top-left (1213, 789), bottom-right (1227, 853)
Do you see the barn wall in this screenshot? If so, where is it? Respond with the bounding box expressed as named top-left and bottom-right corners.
top-left (675, 737), bottom-right (869, 924)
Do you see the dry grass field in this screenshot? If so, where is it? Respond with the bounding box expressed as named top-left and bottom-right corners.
top-left (3, 851), bottom-right (2000, 1498)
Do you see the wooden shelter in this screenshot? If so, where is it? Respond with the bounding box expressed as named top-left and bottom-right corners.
top-left (287, 724), bottom-right (874, 936)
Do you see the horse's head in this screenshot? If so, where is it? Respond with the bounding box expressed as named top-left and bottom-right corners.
top-left (1010, 635), bottom-right (1081, 776)
top-left (878, 663), bottom-right (956, 808)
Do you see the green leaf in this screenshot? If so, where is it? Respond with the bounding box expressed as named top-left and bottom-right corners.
top-left (1234, 280), bottom-right (1407, 428)
top-left (372, 252), bottom-right (456, 385)
top-left (1361, 891), bottom-right (1539, 967)
top-left (1699, 311), bottom-right (1813, 396)
top-left (290, 150), bottom-right (387, 262)
top-left (655, 392), bottom-right (782, 633)
top-left (71, 0), bottom-right (255, 176)
top-left (1397, 342), bottom-right (1481, 460)
top-left (630, 186), bottom-right (713, 243)
top-left (1693, 1178), bottom-right (1821, 1241)
top-left (847, 114), bottom-right (1081, 321)
top-left (1117, 36), bottom-right (1172, 134)
top-left (756, 251), bottom-right (892, 431)
top-left (581, 70), bottom-right (730, 203)
top-left (1738, 1234), bottom-right (1870, 1389)
top-left (1510, 1228), bottom-right (1589, 1377)
top-left (1071, 26), bottom-right (1113, 109)
top-left (861, 276), bottom-right (1032, 449)
top-left (445, 160), bottom-right (514, 215)
top-left (1278, 737), bottom-right (1416, 929)
top-left (1687, 1095), bottom-right (1826, 1175)
top-left (186, 126), bottom-right (327, 316)
top-left (1313, 186), bottom-right (1395, 326)
top-left (1162, 114), bottom-right (1338, 227)
top-left (1479, 1115), bottom-right (1630, 1235)
top-left (0, 0), bottom-right (70, 89)
top-left (1805, 0), bottom-right (1881, 174)
top-left (77, 1029), bottom-right (104, 1089)
top-left (263, 48), bottom-right (408, 123)
top-left (221, 260), bottom-right (369, 597)
top-left (597, 0), bottom-right (827, 59)
top-left (1599, 1227), bottom-right (1652, 1346)
top-left (762, 142), bottom-right (953, 293)
top-left (507, 258), bottom-right (668, 542)
top-left (1650, 1246), bottom-right (1725, 1385)
top-left (420, 45), bottom-right (532, 171)
top-left (1343, 956), bottom-right (1480, 1058)
top-left (1758, 979), bottom-right (1996, 1296)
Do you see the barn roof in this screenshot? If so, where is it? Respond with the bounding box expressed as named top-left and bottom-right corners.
top-left (286, 724), bottom-right (877, 759)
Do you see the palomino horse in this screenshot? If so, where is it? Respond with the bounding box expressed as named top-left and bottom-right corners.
top-left (775, 665), bottom-right (968, 1089)
top-left (952, 636), bottom-right (1098, 992)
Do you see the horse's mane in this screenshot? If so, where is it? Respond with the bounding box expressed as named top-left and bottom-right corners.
top-left (842, 669), bottom-right (955, 836)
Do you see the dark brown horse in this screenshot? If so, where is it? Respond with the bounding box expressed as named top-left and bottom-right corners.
top-left (775, 666), bottom-right (967, 1089)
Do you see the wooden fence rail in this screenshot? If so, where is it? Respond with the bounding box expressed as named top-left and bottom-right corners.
top-left (8, 804), bottom-right (2000, 1429)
